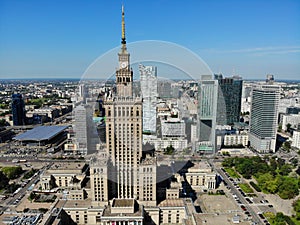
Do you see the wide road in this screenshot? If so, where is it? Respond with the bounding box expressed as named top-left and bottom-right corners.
top-left (209, 159), bottom-right (264, 225)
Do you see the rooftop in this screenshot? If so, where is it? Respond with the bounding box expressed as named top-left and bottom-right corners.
top-left (112, 199), bottom-right (134, 207)
top-left (14, 125), bottom-right (68, 142)
top-left (158, 199), bottom-right (185, 207)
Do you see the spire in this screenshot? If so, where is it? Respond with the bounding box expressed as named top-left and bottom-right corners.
top-left (121, 5), bottom-right (126, 45)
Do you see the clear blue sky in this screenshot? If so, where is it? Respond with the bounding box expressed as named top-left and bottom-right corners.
top-left (0, 0), bottom-right (299, 80)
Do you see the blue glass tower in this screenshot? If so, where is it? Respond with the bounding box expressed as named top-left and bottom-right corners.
top-left (12, 94), bottom-right (26, 126)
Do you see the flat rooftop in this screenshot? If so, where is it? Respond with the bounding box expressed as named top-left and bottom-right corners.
top-left (14, 125), bottom-right (68, 141)
top-left (50, 162), bottom-right (86, 170)
top-left (112, 199), bottom-right (134, 207)
top-left (158, 199), bottom-right (185, 207)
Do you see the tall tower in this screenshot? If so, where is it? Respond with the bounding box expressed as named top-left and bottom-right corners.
top-left (139, 64), bottom-right (158, 134)
top-left (198, 75), bottom-right (218, 154)
top-left (249, 84), bottom-right (280, 153)
top-left (116, 5), bottom-right (133, 97)
top-left (12, 93), bottom-right (26, 126)
top-left (100, 6), bottom-right (156, 205)
top-left (215, 74), bottom-right (243, 125)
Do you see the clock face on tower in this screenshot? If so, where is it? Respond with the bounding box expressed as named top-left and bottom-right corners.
top-left (121, 62), bottom-right (127, 68)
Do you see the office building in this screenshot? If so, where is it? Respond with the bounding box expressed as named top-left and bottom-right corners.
top-left (73, 104), bottom-right (98, 155)
top-left (282, 114), bottom-right (300, 131)
top-left (198, 75), bottom-right (218, 153)
top-left (74, 105), bottom-right (89, 155)
top-left (292, 130), bottom-right (300, 149)
top-left (139, 64), bottom-right (158, 134)
top-left (215, 74), bottom-right (243, 125)
top-left (11, 93), bottom-right (26, 126)
top-left (248, 84), bottom-right (280, 153)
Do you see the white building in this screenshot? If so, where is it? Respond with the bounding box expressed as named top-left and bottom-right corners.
top-left (248, 84), bottom-right (280, 153)
top-left (161, 118), bottom-right (185, 138)
top-left (139, 64), bottom-right (158, 134)
top-left (292, 130), bottom-right (300, 149)
top-left (143, 135), bottom-right (187, 151)
top-left (186, 161), bottom-right (216, 191)
top-left (282, 114), bottom-right (300, 131)
top-left (224, 134), bottom-right (248, 147)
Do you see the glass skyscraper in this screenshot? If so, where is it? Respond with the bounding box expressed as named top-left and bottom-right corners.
top-left (198, 75), bottom-right (218, 153)
top-left (11, 93), bottom-right (26, 126)
top-left (215, 74), bottom-right (243, 125)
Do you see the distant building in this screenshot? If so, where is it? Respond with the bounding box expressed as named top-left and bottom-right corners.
top-left (74, 105), bottom-right (89, 155)
top-left (13, 125), bottom-right (68, 147)
top-left (292, 130), bottom-right (300, 149)
top-left (0, 128), bottom-right (14, 143)
top-left (198, 75), bottom-right (218, 153)
top-left (161, 118), bottom-right (185, 138)
top-left (286, 107), bottom-right (300, 115)
top-left (215, 74), bottom-right (243, 125)
top-left (266, 74), bottom-right (274, 84)
top-left (224, 134), bottom-right (248, 147)
top-left (143, 134), bottom-right (188, 150)
top-left (248, 84), bottom-right (280, 153)
top-left (11, 93), bottom-right (26, 126)
top-left (282, 114), bottom-right (300, 131)
top-left (73, 104), bottom-right (98, 155)
top-left (139, 64), bottom-right (158, 134)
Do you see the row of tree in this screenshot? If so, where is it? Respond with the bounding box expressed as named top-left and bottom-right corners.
top-left (222, 156), bottom-right (299, 199)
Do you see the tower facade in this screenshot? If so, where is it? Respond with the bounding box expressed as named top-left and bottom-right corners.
top-left (249, 84), bottom-right (280, 153)
top-left (12, 93), bottom-right (26, 126)
top-left (215, 74), bottom-right (243, 125)
top-left (91, 6), bottom-right (156, 207)
top-left (198, 75), bottom-right (218, 154)
top-left (139, 64), bottom-right (158, 134)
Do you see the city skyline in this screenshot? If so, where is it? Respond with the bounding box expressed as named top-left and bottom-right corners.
top-left (0, 0), bottom-right (299, 80)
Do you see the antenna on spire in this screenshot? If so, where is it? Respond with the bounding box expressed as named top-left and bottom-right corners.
top-left (121, 5), bottom-right (126, 45)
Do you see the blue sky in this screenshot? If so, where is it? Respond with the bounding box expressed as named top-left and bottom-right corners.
top-left (0, 0), bottom-right (299, 80)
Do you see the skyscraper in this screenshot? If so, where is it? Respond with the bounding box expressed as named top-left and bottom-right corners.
top-left (11, 93), bottom-right (26, 126)
top-left (198, 75), bottom-right (218, 153)
top-left (63, 7), bottom-right (188, 225)
top-left (91, 5), bottom-right (156, 207)
top-left (249, 84), bottom-right (280, 153)
top-left (139, 64), bottom-right (158, 134)
top-left (215, 74), bottom-right (243, 125)
top-left (74, 105), bottom-right (89, 155)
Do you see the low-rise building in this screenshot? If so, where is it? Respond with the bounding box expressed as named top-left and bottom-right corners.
top-left (186, 161), bottom-right (216, 191)
top-left (292, 130), bottom-right (300, 149)
top-left (224, 134), bottom-right (248, 147)
top-left (282, 114), bottom-right (300, 131)
top-left (40, 162), bottom-right (88, 191)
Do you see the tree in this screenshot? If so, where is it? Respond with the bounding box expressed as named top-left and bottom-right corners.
top-left (278, 177), bottom-right (299, 199)
top-left (283, 141), bottom-right (291, 151)
top-left (1, 166), bottom-right (23, 179)
top-left (272, 212), bottom-right (287, 225)
top-left (278, 164), bottom-right (292, 176)
top-left (0, 171), bottom-right (9, 189)
top-left (292, 198), bottom-right (300, 220)
top-left (164, 145), bottom-right (175, 155)
top-left (286, 123), bottom-right (292, 132)
top-left (0, 119), bottom-right (7, 126)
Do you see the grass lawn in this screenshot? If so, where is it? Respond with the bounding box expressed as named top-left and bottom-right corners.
top-left (224, 167), bottom-right (240, 178)
top-left (238, 183), bottom-right (254, 193)
top-left (291, 218), bottom-right (300, 225)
